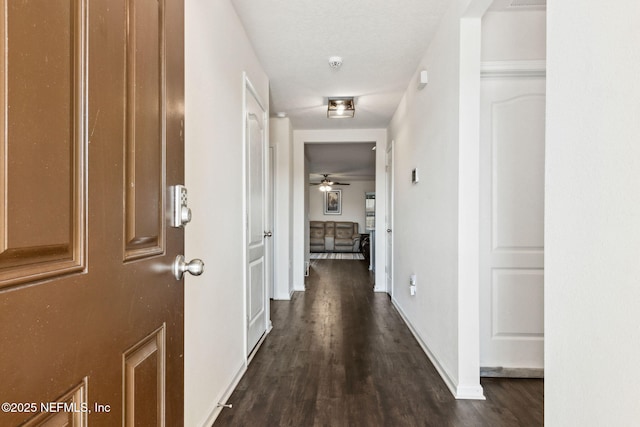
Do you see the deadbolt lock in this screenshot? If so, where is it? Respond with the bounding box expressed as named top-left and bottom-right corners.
top-left (171, 185), bottom-right (192, 228)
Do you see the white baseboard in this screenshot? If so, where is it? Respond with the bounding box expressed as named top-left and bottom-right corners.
top-left (272, 287), bottom-right (296, 300)
top-left (391, 298), bottom-right (485, 400)
top-left (455, 384), bottom-right (486, 400)
top-left (247, 328), bottom-right (269, 364)
top-left (273, 292), bottom-right (292, 300)
top-left (391, 299), bottom-right (458, 396)
top-left (197, 327), bottom-right (271, 427)
top-left (198, 361), bottom-right (246, 427)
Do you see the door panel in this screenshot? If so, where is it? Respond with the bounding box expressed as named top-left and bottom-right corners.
top-left (491, 95), bottom-right (545, 252)
top-left (123, 326), bottom-right (166, 426)
top-left (480, 77), bottom-right (545, 371)
top-left (245, 78), bottom-right (268, 355)
top-left (492, 270), bottom-right (544, 336)
top-left (22, 379), bottom-right (88, 427)
top-left (0, 0), bottom-right (184, 425)
top-left (124, 0), bottom-right (165, 260)
top-left (0, 0), bottom-right (85, 287)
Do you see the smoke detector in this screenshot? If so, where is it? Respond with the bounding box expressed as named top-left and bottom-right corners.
top-left (328, 56), bottom-right (343, 69)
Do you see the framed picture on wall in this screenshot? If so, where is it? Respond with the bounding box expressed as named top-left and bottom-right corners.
top-left (324, 189), bottom-right (342, 215)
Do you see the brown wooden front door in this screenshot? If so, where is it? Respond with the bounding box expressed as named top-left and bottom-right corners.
top-left (0, 0), bottom-right (185, 425)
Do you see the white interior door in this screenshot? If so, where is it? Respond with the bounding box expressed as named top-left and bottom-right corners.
top-left (479, 74), bottom-right (545, 373)
top-left (385, 142), bottom-right (394, 296)
top-left (245, 76), bottom-right (269, 356)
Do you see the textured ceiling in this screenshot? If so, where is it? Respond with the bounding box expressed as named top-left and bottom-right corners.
top-left (306, 143), bottom-right (377, 182)
top-left (230, 0), bottom-right (538, 179)
top-left (231, 0), bottom-right (451, 130)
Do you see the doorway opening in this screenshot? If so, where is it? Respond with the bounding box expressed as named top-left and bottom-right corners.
top-left (291, 130), bottom-right (388, 294)
top-left (304, 142), bottom-right (376, 284)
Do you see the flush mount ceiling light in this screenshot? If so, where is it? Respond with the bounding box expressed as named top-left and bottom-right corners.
top-left (327, 97), bottom-right (355, 119)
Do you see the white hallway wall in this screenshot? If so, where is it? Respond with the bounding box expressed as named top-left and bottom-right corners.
top-left (387, 0), bottom-right (491, 399)
top-left (184, 1), bottom-right (269, 425)
top-left (481, 9), bottom-right (546, 62)
top-left (546, 1), bottom-right (640, 425)
top-left (178, 1), bottom-right (640, 424)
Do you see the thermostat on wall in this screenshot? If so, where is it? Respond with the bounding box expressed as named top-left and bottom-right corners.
top-left (412, 168), bottom-right (419, 184)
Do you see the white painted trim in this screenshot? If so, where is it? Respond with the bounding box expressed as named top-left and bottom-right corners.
top-left (263, 105), bottom-right (271, 350)
top-left (385, 140), bottom-right (395, 297)
top-left (268, 145), bottom-right (276, 300)
top-left (455, 384), bottom-right (486, 400)
top-left (244, 73), bottom-right (267, 112)
top-left (457, 13), bottom-right (484, 401)
top-left (247, 326), bottom-right (270, 365)
top-left (481, 60), bottom-right (546, 78)
top-left (292, 129), bottom-right (387, 293)
top-left (241, 72), bottom-right (249, 363)
top-left (392, 299), bottom-right (460, 393)
top-left (392, 298), bottom-right (486, 400)
top-left (292, 134), bottom-right (306, 292)
top-left (373, 131), bottom-right (388, 292)
top-left (197, 361), bottom-right (246, 427)
top-left (275, 289), bottom-right (296, 301)
top-left (270, 117), bottom-right (294, 301)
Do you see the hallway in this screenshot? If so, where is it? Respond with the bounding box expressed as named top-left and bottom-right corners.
top-left (214, 260), bottom-right (543, 426)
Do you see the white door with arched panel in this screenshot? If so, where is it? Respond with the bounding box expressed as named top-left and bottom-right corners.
top-left (479, 71), bottom-right (545, 374)
top-left (245, 75), bottom-right (270, 356)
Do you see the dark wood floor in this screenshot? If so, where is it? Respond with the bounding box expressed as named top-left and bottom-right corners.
top-left (214, 260), bottom-right (543, 426)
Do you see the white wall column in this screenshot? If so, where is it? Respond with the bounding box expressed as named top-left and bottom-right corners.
top-left (270, 117), bottom-right (294, 300)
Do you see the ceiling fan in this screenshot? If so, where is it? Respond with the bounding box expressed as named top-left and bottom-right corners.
top-left (310, 174), bottom-right (350, 191)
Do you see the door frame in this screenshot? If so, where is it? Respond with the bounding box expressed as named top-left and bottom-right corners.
top-left (242, 73), bottom-right (270, 361)
top-left (385, 140), bottom-right (394, 296)
top-left (267, 146), bottom-right (275, 300)
top-left (292, 129), bottom-right (387, 292)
